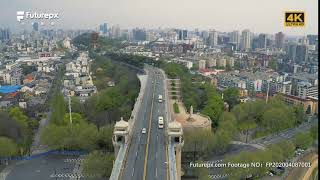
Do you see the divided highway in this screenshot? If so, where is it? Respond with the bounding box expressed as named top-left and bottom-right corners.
top-left (120, 66), bottom-right (168, 180)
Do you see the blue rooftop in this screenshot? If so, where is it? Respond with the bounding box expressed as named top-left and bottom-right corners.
top-left (0, 85), bottom-right (22, 94)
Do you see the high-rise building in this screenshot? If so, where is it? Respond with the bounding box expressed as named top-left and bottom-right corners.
top-left (132, 28), bottom-right (146, 41)
top-left (99, 23), bottom-right (108, 34)
top-left (32, 22), bottom-right (39, 31)
top-left (229, 31), bottom-right (240, 50)
top-left (287, 43), bottom-right (297, 62)
top-left (218, 35), bottom-right (230, 45)
top-left (0, 28), bottom-right (10, 41)
top-left (307, 35), bottom-right (318, 45)
top-left (297, 82), bottom-right (318, 99)
top-left (178, 29), bottom-right (188, 40)
top-left (299, 36), bottom-right (309, 45)
top-left (275, 32), bottom-right (285, 49)
top-left (110, 25), bottom-right (121, 39)
top-left (295, 44), bottom-right (308, 63)
top-left (266, 38), bottom-right (274, 47)
top-left (258, 34), bottom-right (267, 49)
top-left (208, 30), bottom-right (218, 47)
top-left (240, 29), bottom-right (251, 51)
top-left (251, 37), bottom-right (259, 50)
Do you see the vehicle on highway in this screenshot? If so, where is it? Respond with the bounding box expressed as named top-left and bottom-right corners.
top-left (142, 128), bottom-right (146, 134)
top-left (158, 116), bottom-right (164, 128)
top-left (158, 94), bottom-right (163, 103)
top-left (268, 172), bottom-right (274, 176)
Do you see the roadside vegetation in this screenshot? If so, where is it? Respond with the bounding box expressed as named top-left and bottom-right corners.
top-left (162, 62), bottom-right (311, 167)
top-left (173, 102), bottom-right (180, 113)
top-left (39, 34), bottom-right (147, 177)
top-left (223, 126), bottom-right (318, 179)
top-left (0, 107), bottom-right (38, 157)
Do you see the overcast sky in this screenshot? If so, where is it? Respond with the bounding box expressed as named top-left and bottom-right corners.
top-left (1, 0), bottom-right (318, 35)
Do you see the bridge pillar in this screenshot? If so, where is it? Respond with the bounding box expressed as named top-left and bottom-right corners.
top-left (168, 121), bottom-right (184, 180)
top-left (112, 117), bottom-right (129, 158)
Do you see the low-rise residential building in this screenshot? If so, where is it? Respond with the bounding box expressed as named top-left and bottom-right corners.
top-left (279, 93), bottom-right (318, 115)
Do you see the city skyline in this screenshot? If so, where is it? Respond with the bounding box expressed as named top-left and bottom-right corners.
top-left (0, 0), bottom-right (318, 36)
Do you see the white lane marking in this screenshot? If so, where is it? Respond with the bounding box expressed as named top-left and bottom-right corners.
top-left (136, 151), bottom-right (138, 157)
top-left (156, 167), bottom-right (158, 178)
top-left (132, 167), bottom-right (135, 177)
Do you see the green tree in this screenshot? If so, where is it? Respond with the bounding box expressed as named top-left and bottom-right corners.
top-left (184, 129), bottom-right (214, 157)
top-left (223, 88), bottom-right (240, 110)
top-left (275, 140), bottom-right (296, 159)
top-left (0, 137), bottom-right (18, 157)
top-left (224, 150), bottom-right (273, 179)
top-left (40, 124), bottom-right (69, 149)
top-left (238, 121), bottom-right (257, 143)
top-left (310, 124), bottom-right (318, 141)
top-left (82, 151), bottom-right (114, 178)
top-left (173, 102), bottom-right (180, 113)
top-left (267, 144), bottom-right (285, 162)
top-left (292, 104), bottom-right (307, 124)
top-left (212, 112), bottom-right (237, 153)
top-left (41, 122), bottom-right (99, 150)
top-left (97, 125), bottom-right (114, 151)
top-left (261, 108), bottom-right (295, 133)
top-left (8, 107), bottom-right (33, 155)
top-left (50, 92), bottom-right (66, 125)
top-left (294, 132), bottom-right (313, 149)
top-left (231, 104), bottom-right (258, 142)
top-left (201, 85), bottom-right (224, 127)
top-left (62, 113), bottom-right (86, 126)
top-left (8, 107), bottom-right (29, 132)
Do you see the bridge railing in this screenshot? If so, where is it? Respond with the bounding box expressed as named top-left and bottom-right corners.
top-left (160, 69), bottom-right (178, 180)
top-left (110, 68), bottom-right (149, 180)
top-left (109, 144), bottom-right (126, 180)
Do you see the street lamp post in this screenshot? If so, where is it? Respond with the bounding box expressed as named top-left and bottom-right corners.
top-left (68, 92), bottom-right (72, 125)
top-left (265, 80), bottom-right (271, 104)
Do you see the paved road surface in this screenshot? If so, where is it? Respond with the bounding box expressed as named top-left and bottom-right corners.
top-left (121, 66), bottom-right (168, 180)
top-left (5, 155), bottom-right (80, 180)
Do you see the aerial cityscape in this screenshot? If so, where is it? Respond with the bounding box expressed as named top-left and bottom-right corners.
top-left (0, 0), bottom-right (318, 180)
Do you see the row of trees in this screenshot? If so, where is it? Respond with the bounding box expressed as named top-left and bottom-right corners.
top-left (162, 63), bottom-right (220, 116)
top-left (223, 126), bottom-right (318, 180)
top-left (70, 54), bottom-right (141, 128)
top-left (162, 62), bottom-right (312, 166)
top-left (231, 97), bottom-right (306, 141)
top-left (41, 113), bottom-right (114, 151)
top-left (223, 140), bottom-right (295, 179)
top-left (0, 107), bottom-right (37, 157)
top-left (183, 112), bottom-right (238, 157)
top-left (82, 151), bottom-right (114, 178)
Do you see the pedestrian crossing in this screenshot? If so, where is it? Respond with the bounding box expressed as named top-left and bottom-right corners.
top-left (49, 173), bottom-right (96, 178)
top-left (63, 158), bottom-right (84, 163)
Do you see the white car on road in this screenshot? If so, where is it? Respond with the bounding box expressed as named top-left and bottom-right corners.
top-left (142, 128), bottom-right (146, 134)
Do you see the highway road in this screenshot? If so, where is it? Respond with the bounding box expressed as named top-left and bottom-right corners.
top-left (120, 66), bottom-right (168, 180)
top-left (250, 117), bottom-right (318, 146)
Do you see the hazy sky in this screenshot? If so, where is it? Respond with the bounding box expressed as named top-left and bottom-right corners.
top-left (1, 0), bottom-right (318, 35)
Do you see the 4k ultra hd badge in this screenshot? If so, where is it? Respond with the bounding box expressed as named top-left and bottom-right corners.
top-left (285, 11), bottom-right (305, 27)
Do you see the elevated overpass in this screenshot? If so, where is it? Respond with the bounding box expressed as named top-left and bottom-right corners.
top-left (110, 65), bottom-right (183, 180)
